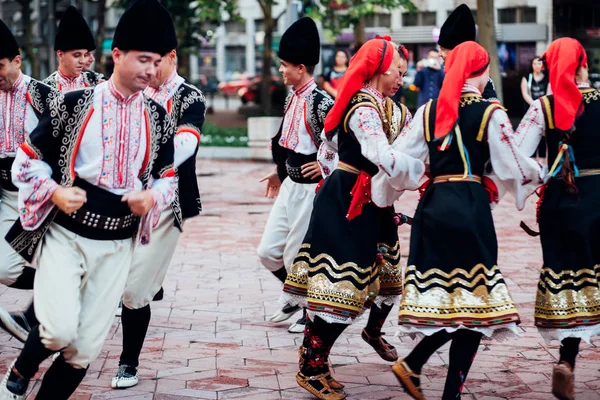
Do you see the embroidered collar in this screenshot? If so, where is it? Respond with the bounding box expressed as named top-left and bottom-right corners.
top-left (58, 68), bottom-right (81, 82)
top-left (108, 78), bottom-right (143, 105)
top-left (362, 84), bottom-right (385, 104)
top-left (10, 72), bottom-right (24, 93)
top-left (293, 79), bottom-right (316, 97)
top-left (462, 84), bottom-right (481, 95)
top-left (144, 70), bottom-right (185, 108)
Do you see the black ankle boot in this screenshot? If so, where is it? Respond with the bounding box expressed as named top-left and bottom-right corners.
top-left (35, 355), bottom-right (88, 400)
top-left (272, 267), bottom-right (288, 283)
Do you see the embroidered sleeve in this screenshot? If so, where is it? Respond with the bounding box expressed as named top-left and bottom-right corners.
top-left (514, 99), bottom-right (546, 156)
top-left (10, 95), bottom-right (65, 230)
top-left (370, 105), bottom-right (429, 207)
top-left (348, 106), bottom-right (425, 183)
top-left (487, 108), bottom-right (546, 210)
top-left (317, 129), bottom-right (338, 177)
top-left (11, 147), bottom-right (59, 230)
top-left (173, 90), bottom-right (205, 167)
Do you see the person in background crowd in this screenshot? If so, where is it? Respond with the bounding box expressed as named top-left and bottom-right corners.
top-left (323, 49), bottom-right (349, 98)
top-left (414, 50), bottom-right (444, 108)
top-left (520, 55), bottom-right (550, 159)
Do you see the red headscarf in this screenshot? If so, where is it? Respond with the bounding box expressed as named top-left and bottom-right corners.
top-left (434, 41), bottom-right (489, 139)
top-left (541, 38), bottom-right (588, 132)
top-left (324, 38), bottom-right (395, 136)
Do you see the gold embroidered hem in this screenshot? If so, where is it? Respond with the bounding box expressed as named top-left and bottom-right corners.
top-left (398, 264), bottom-right (521, 327)
top-left (286, 244), bottom-right (374, 321)
top-left (535, 265), bottom-right (600, 328)
top-left (377, 241), bottom-right (402, 297)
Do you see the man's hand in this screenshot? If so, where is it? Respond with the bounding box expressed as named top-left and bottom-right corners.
top-left (301, 161), bottom-right (322, 180)
top-left (51, 187), bottom-right (87, 214)
top-left (259, 169), bottom-right (281, 199)
top-left (122, 190), bottom-right (155, 216)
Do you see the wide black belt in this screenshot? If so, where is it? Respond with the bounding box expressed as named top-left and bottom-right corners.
top-left (0, 157), bottom-right (17, 192)
top-left (285, 150), bottom-right (321, 184)
top-left (54, 178), bottom-right (139, 241)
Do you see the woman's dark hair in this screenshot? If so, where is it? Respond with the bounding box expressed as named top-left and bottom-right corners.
top-left (398, 45), bottom-right (409, 62)
top-left (334, 49), bottom-right (349, 67)
top-left (529, 55), bottom-right (541, 74)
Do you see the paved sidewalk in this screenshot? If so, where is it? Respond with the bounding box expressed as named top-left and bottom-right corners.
top-left (0, 160), bottom-right (599, 399)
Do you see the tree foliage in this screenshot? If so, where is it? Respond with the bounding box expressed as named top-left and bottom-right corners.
top-left (311, 0), bottom-right (416, 44)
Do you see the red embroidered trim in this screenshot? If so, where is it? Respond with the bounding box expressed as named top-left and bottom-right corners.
top-left (71, 107), bottom-right (94, 180)
top-left (176, 127), bottom-right (201, 144)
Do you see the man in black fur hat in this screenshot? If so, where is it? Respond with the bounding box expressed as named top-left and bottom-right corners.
top-left (437, 3), bottom-right (500, 103)
top-left (0, 20), bottom-right (56, 342)
top-left (257, 16), bottom-right (333, 334)
top-left (0, 0), bottom-right (178, 398)
top-left (43, 6), bottom-right (102, 91)
top-left (111, 24), bottom-right (207, 390)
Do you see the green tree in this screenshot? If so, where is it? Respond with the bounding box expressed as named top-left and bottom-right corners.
top-left (115, 0), bottom-right (239, 78)
top-left (312, 0), bottom-right (416, 47)
top-left (94, 0), bottom-right (109, 75)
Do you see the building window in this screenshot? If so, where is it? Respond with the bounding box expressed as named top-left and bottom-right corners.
top-left (499, 7), bottom-right (537, 24)
top-left (365, 13), bottom-right (391, 28)
top-left (402, 13), bottom-right (418, 27)
top-left (521, 7), bottom-right (537, 23)
top-left (402, 11), bottom-right (436, 27)
top-left (498, 8), bottom-right (517, 23)
top-left (225, 20), bottom-right (246, 33)
top-left (421, 11), bottom-right (436, 26)
top-left (225, 46), bottom-right (246, 78)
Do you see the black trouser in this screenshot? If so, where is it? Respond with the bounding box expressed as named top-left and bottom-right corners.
top-left (404, 329), bottom-right (482, 399)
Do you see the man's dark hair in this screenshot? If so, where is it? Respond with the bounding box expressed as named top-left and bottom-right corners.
top-left (306, 65), bottom-right (316, 75)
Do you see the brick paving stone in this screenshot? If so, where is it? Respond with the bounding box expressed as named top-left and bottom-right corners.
top-left (0, 159), bottom-right (599, 399)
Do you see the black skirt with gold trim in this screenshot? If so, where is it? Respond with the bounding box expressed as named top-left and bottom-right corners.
top-left (535, 175), bottom-right (600, 329)
top-left (398, 182), bottom-right (520, 329)
top-left (283, 169), bottom-right (387, 322)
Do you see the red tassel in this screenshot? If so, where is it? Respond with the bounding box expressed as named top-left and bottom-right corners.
top-left (315, 179), bottom-right (325, 194)
top-left (535, 184), bottom-right (547, 224)
top-left (346, 171), bottom-right (372, 221)
top-left (482, 176), bottom-right (499, 204)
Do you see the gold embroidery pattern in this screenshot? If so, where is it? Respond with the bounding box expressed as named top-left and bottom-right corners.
top-left (398, 264), bottom-right (520, 327)
top-left (284, 243), bottom-right (377, 319)
top-left (459, 93), bottom-right (483, 106)
top-left (582, 88), bottom-right (599, 103)
top-left (377, 241), bottom-right (403, 295)
top-left (535, 264), bottom-right (600, 327)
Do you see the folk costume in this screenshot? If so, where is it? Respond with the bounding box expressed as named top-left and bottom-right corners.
top-left (286, 39), bottom-right (425, 400)
top-left (113, 22), bottom-right (206, 387)
top-left (311, 82), bottom-right (413, 362)
top-left (0, 19), bottom-right (56, 343)
top-left (0, 1), bottom-right (178, 398)
top-left (256, 17), bottom-right (334, 327)
top-left (43, 6), bottom-right (101, 92)
top-left (391, 42), bottom-right (545, 400)
top-left (438, 4), bottom-right (499, 103)
top-left (514, 38), bottom-right (597, 399)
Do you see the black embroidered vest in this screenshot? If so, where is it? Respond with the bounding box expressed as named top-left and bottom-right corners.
top-left (423, 93), bottom-right (502, 177)
top-left (539, 89), bottom-right (600, 170)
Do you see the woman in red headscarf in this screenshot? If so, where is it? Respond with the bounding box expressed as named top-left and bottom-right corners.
top-left (387, 41), bottom-right (544, 400)
top-left (515, 38), bottom-right (596, 400)
top-left (281, 38), bottom-right (425, 400)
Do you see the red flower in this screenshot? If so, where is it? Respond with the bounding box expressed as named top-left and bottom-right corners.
top-left (308, 357), bottom-right (325, 368)
top-left (310, 336), bottom-right (323, 349)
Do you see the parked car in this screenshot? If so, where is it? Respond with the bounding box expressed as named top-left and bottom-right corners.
top-left (239, 75), bottom-right (288, 107)
top-left (218, 74), bottom-right (253, 96)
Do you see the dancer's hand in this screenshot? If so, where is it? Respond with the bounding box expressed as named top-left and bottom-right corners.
top-left (301, 161), bottom-right (322, 180)
top-left (259, 168), bottom-right (281, 199)
top-left (122, 190), bottom-right (154, 216)
top-left (51, 186), bottom-right (87, 214)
